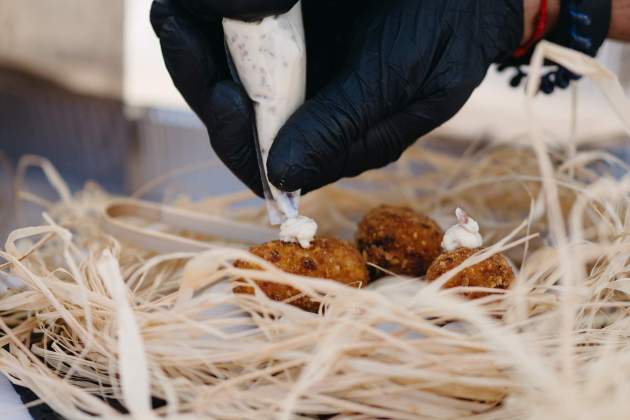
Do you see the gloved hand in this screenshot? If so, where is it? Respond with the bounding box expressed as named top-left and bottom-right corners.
top-left (167, 0), bottom-right (297, 20)
top-left (150, 0), bottom-right (296, 197)
top-left (151, 0), bottom-right (524, 196)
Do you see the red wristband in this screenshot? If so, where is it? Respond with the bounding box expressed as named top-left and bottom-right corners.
top-left (513, 0), bottom-right (549, 58)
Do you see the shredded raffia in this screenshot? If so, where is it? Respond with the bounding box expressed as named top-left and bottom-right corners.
top-left (1, 43), bottom-right (630, 419)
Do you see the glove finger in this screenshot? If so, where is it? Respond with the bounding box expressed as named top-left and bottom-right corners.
top-left (271, 86), bottom-right (476, 194)
top-left (207, 80), bottom-right (264, 197)
top-left (342, 86), bottom-right (477, 180)
top-left (266, 65), bottom-right (397, 193)
top-left (151, 0), bottom-right (226, 118)
top-left (178, 0), bottom-right (298, 20)
top-left (152, 1), bottom-right (262, 196)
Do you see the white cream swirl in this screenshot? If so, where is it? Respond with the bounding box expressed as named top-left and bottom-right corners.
top-left (280, 216), bottom-right (318, 248)
top-left (441, 208), bottom-right (483, 252)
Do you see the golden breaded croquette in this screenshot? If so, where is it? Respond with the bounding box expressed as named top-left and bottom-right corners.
top-left (426, 247), bottom-right (515, 298)
top-left (233, 237), bottom-right (369, 313)
top-left (356, 205), bottom-right (443, 279)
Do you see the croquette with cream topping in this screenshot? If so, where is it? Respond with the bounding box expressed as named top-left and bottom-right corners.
top-left (234, 237), bottom-right (369, 312)
top-left (356, 205), bottom-right (443, 279)
top-left (426, 247), bottom-right (515, 299)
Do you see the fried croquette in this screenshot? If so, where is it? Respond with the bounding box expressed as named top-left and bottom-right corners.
top-left (426, 247), bottom-right (515, 298)
top-left (356, 205), bottom-right (443, 279)
top-left (233, 237), bottom-right (369, 312)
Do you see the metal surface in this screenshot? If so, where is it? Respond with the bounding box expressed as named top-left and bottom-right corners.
top-left (0, 68), bottom-right (129, 193)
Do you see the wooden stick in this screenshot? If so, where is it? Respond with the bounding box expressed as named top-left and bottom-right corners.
top-left (101, 199), bottom-right (276, 253)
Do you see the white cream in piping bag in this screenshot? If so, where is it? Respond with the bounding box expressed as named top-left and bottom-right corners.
top-left (223, 2), bottom-right (317, 248)
top-left (441, 208), bottom-right (483, 252)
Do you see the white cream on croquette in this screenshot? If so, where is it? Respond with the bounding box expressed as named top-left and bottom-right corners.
top-left (441, 208), bottom-right (483, 252)
top-left (279, 216), bottom-right (318, 248)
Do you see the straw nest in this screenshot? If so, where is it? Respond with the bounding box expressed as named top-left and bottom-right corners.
top-left (1, 43), bottom-right (630, 419)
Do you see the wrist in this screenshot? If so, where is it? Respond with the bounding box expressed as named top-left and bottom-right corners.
top-left (503, 0), bottom-right (612, 94)
top-left (522, 0), bottom-right (561, 43)
top-left (610, 0), bottom-right (630, 41)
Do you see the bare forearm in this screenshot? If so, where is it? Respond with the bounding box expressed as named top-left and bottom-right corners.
top-left (610, 0), bottom-right (630, 41)
top-left (522, 0), bottom-right (560, 43)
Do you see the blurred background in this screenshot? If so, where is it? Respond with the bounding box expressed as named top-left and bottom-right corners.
top-left (0, 0), bottom-right (629, 240)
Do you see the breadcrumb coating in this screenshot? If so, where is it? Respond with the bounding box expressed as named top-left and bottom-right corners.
top-left (426, 247), bottom-right (515, 298)
top-left (356, 205), bottom-right (443, 279)
top-left (234, 237), bottom-right (369, 312)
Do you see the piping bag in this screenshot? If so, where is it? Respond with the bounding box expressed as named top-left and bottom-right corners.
top-left (222, 1), bottom-right (317, 248)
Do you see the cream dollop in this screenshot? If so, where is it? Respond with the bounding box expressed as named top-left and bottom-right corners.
top-left (280, 216), bottom-right (318, 248)
top-left (441, 208), bottom-right (483, 252)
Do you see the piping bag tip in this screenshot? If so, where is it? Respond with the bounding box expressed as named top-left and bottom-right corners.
top-left (267, 191), bottom-right (300, 225)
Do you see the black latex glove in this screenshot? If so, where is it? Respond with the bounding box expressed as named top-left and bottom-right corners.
top-left (151, 0), bottom-right (524, 196)
top-left (171, 0), bottom-right (297, 20)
